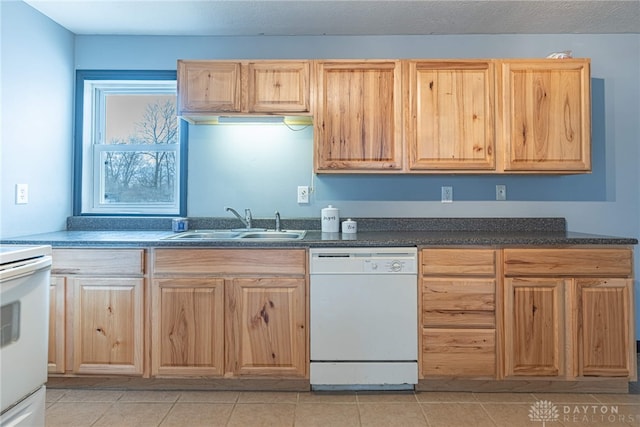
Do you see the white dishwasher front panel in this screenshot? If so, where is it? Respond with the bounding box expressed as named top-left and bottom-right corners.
top-left (310, 273), bottom-right (417, 361)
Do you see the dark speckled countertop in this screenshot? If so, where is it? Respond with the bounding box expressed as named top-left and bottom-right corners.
top-left (1, 217), bottom-right (636, 248)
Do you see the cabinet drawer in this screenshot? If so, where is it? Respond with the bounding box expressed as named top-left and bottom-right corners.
top-left (422, 278), bottom-right (495, 328)
top-left (52, 249), bottom-right (144, 275)
top-left (504, 248), bottom-right (633, 277)
top-left (422, 249), bottom-right (496, 276)
top-left (422, 328), bottom-right (496, 377)
top-left (153, 249), bottom-right (306, 275)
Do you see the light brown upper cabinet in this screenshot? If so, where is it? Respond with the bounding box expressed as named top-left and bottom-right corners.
top-left (246, 62), bottom-right (310, 113)
top-left (498, 59), bottom-right (591, 172)
top-left (178, 61), bottom-right (241, 114)
top-left (314, 60), bottom-right (403, 172)
top-left (406, 60), bottom-right (496, 172)
top-left (177, 60), bottom-right (310, 120)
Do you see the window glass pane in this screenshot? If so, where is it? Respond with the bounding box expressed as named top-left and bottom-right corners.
top-left (100, 150), bottom-right (177, 204)
top-left (104, 95), bottom-right (177, 146)
top-left (75, 71), bottom-right (182, 216)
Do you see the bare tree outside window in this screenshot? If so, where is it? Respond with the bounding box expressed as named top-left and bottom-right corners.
top-left (102, 97), bottom-right (178, 204)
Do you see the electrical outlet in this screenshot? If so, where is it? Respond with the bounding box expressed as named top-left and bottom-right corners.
top-left (496, 185), bottom-right (507, 201)
top-left (15, 184), bottom-right (28, 204)
top-left (441, 186), bottom-right (453, 203)
top-left (297, 186), bottom-right (309, 204)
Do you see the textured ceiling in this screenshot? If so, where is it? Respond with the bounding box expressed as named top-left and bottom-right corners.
top-left (22, 0), bottom-right (640, 36)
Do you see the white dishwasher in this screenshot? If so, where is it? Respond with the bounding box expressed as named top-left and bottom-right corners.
top-left (309, 247), bottom-right (418, 390)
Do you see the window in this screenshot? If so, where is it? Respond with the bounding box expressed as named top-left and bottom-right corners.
top-left (74, 70), bottom-right (186, 216)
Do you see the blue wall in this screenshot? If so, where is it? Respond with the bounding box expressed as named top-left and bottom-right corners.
top-left (0, 1), bottom-right (74, 237)
top-left (2, 3), bottom-right (639, 337)
top-left (71, 33), bottom-right (639, 236)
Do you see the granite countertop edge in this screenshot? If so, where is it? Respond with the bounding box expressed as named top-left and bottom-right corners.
top-left (1, 229), bottom-right (637, 248)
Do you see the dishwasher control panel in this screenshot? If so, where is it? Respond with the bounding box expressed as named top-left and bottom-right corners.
top-left (310, 247), bottom-right (417, 275)
top-left (363, 258), bottom-right (412, 273)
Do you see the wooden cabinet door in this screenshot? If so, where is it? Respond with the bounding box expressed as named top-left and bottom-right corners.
top-left (247, 61), bottom-right (310, 112)
top-left (70, 277), bottom-right (144, 375)
top-left (503, 277), bottom-right (566, 377)
top-left (574, 278), bottom-right (635, 378)
top-left (151, 278), bottom-right (225, 376)
top-left (499, 59), bottom-right (591, 172)
top-left (315, 60), bottom-right (403, 171)
top-left (178, 60), bottom-right (242, 114)
top-left (226, 278), bottom-right (306, 377)
top-left (407, 61), bottom-right (495, 171)
top-left (48, 276), bottom-right (66, 374)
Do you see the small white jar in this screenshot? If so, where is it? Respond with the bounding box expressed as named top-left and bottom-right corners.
top-left (342, 218), bottom-right (357, 234)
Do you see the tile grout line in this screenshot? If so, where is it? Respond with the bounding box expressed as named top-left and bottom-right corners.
top-left (478, 401), bottom-right (500, 427)
top-left (155, 392), bottom-right (180, 427)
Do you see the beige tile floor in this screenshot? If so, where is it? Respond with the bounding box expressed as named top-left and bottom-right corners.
top-left (45, 388), bottom-right (640, 427)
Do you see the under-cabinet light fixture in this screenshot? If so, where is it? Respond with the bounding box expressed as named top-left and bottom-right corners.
top-left (217, 116), bottom-right (284, 124)
top-left (214, 116), bottom-right (313, 126)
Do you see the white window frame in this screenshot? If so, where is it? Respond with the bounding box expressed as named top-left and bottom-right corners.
top-left (80, 79), bottom-right (180, 215)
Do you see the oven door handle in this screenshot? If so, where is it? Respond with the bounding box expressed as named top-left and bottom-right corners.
top-left (0, 256), bottom-right (52, 284)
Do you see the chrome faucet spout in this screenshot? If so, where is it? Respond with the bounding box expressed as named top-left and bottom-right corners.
top-left (244, 209), bottom-right (253, 229)
top-left (225, 206), bottom-right (250, 228)
top-left (275, 211), bottom-right (281, 232)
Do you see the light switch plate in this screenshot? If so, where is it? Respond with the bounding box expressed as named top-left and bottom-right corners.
top-left (496, 185), bottom-right (507, 201)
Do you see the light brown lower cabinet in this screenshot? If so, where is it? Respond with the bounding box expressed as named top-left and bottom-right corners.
top-left (503, 277), bottom-right (567, 377)
top-left (49, 249), bottom-right (146, 376)
top-left (152, 278), bottom-right (225, 376)
top-left (502, 248), bottom-right (636, 381)
top-left (420, 248), bottom-right (498, 379)
top-left (151, 248), bottom-right (307, 378)
top-left (575, 278), bottom-right (635, 377)
top-left (69, 277), bottom-right (144, 375)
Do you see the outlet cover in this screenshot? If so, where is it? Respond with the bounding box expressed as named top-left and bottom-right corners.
top-left (15, 184), bottom-right (28, 204)
top-left (441, 186), bottom-right (453, 203)
top-left (297, 186), bottom-right (309, 204)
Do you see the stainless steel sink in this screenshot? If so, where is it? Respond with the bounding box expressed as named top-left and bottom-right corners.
top-left (163, 230), bottom-right (242, 240)
top-left (239, 230), bottom-right (306, 240)
top-left (163, 229), bottom-right (306, 241)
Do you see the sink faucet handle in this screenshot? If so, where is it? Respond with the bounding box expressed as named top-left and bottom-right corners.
top-left (244, 209), bottom-right (253, 229)
top-left (275, 210), bottom-right (281, 231)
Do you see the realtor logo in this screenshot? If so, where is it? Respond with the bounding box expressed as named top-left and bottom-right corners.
top-left (529, 400), bottom-right (560, 426)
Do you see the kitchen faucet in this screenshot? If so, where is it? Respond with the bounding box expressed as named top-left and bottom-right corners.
top-left (225, 207), bottom-right (252, 229)
top-left (275, 211), bottom-right (281, 231)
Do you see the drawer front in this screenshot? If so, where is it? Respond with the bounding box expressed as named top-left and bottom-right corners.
top-left (423, 311), bottom-right (495, 328)
top-left (422, 278), bottom-right (495, 327)
top-left (504, 248), bottom-right (633, 277)
top-left (153, 249), bottom-right (306, 275)
top-left (53, 249), bottom-right (144, 275)
top-left (422, 249), bottom-right (496, 276)
top-left (422, 328), bottom-right (496, 377)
